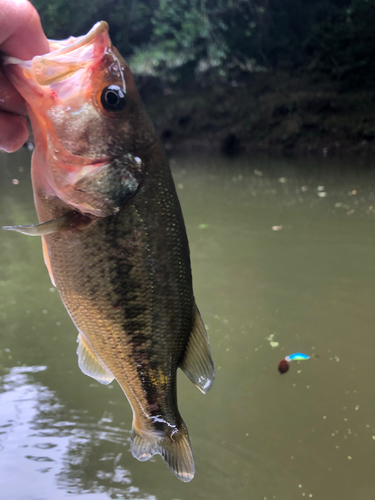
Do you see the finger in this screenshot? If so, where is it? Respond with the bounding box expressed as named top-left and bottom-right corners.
top-left (0, 111), bottom-right (29, 152)
top-left (0, 67), bottom-right (26, 114)
top-left (0, 0), bottom-right (49, 59)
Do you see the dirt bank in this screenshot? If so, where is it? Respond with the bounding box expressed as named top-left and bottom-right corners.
top-left (141, 72), bottom-right (375, 156)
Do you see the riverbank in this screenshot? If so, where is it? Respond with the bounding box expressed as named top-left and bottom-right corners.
top-left (141, 72), bottom-right (375, 156)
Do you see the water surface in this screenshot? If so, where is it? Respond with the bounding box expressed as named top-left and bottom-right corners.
top-left (0, 150), bottom-right (374, 500)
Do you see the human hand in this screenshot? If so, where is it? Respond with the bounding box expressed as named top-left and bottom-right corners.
top-left (0, 0), bottom-right (49, 152)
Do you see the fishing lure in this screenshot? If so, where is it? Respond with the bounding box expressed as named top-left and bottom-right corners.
top-left (278, 352), bottom-right (310, 374)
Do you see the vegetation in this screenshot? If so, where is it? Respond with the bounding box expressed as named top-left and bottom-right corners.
top-left (32, 0), bottom-right (375, 88)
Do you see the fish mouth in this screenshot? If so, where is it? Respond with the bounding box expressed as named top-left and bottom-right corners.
top-left (2, 21), bottom-right (113, 170)
top-left (3, 21), bottom-right (130, 217)
top-left (3, 21), bottom-right (109, 86)
top-left (46, 21), bottom-right (108, 56)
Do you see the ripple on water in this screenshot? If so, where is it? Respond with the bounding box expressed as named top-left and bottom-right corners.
top-left (0, 365), bottom-right (146, 499)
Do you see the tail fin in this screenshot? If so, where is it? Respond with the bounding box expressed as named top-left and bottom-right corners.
top-left (131, 421), bottom-right (195, 482)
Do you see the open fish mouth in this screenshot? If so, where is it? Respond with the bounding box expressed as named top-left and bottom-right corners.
top-left (3, 21), bottom-right (137, 217)
top-left (47, 21), bottom-right (108, 55)
top-left (3, 22), bottom-right (109, 86)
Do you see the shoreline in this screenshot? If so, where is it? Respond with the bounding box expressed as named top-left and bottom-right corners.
top-left (141, 72), bottom-right (375, 158)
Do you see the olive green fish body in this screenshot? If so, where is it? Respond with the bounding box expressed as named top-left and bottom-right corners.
top-left (37, 152), bottom-right (192, 433)
top-left (28, 147), bottom-right (212, 480)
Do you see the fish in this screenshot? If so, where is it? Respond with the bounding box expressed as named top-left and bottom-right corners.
top-left (3, 21), bottom-right (214, 482)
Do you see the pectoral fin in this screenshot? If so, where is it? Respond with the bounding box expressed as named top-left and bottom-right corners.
top-left (3, 213), bottom-right (72, 236)
top-left (76, 333), bottom-right (114, 385)
top-left (179, 303), bottom-right (215, 394)
top-left (2, 212), bottom-right (95, 236)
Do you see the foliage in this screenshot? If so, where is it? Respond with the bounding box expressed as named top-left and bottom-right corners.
top-left (307, 0), bottom-right (375, 85)
top-left (31, 0), bottom-right (375, 88)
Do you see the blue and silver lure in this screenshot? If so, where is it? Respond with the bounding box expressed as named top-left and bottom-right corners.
top-left (278, 352), bottom-right (310, 373)
top-left (285, 353), bottom-right (310, 362)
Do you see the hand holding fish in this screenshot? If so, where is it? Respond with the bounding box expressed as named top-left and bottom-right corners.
top-left (0, 0), bottom-right (48, 152)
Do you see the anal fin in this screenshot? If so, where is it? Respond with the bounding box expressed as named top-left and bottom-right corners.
top-left (77, 332), bottom-right (114, 385)
top-left (179, 303), bottom-right (215, 394)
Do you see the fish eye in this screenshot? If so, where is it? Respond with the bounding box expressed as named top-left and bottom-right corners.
top-left (101, 85), bottom-right (126, 112)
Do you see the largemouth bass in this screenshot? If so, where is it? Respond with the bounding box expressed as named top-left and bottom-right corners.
top-left (3, 21), bottom-right (214, 482)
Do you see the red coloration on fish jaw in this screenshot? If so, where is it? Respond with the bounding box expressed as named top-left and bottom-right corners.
top-left (3, 22), bottom-right (147, 217)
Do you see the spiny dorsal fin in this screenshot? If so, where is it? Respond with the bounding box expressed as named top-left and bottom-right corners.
top-left (77, 333), bottom-right (114, 385)
top-left (131, 420), bottom-right (195, 482)
top-left (179, 303), bottom-right (215, 394)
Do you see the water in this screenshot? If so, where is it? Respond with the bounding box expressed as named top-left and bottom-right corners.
top-left (0, 149), bottom-right (374, 500)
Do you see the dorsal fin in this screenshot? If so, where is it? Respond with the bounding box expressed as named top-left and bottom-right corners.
top-left (76, 332), bottom-right (114, 385)
top-left (179, 303), bottom-right (215, 394)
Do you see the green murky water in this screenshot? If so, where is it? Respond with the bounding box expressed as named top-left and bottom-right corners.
top-left (1, 149), bottom-right (375, 500)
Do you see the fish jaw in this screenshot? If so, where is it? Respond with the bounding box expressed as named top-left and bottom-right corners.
top-left (4, 21), bottom-right (146, 216)
top-left (2, 22), bottom-right (110, 119)
top-left (2, 21), bottom-right (110, 88)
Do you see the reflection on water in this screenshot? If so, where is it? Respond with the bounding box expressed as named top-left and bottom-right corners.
top-left (0, 150), bottom-right (375, 500)
top-left (0, 365), bottom-right (153, 500)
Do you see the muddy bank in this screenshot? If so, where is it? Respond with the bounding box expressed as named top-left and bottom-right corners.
top-left (141, 72), bottom-right (375, 156)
